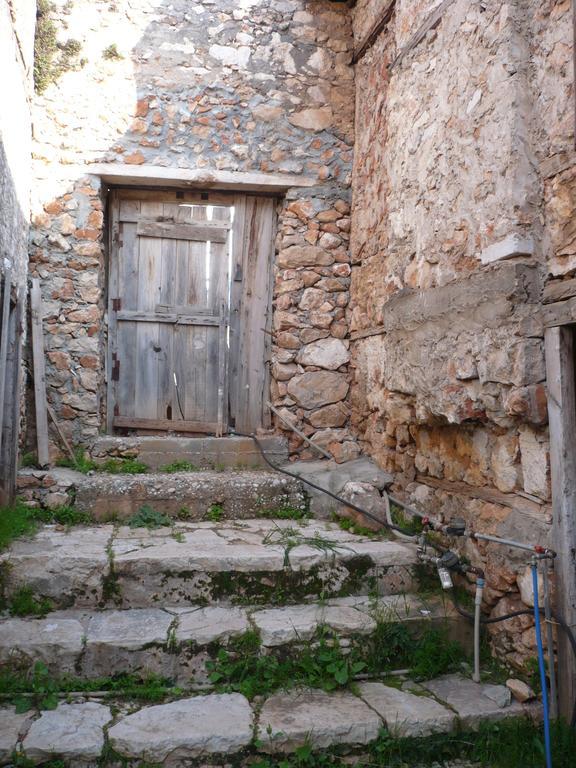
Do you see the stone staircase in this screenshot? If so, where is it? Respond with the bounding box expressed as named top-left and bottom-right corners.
top-left (2, 445), bottom-right (534, 765)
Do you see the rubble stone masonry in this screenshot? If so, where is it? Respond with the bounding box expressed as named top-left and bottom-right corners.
top-left (29, 0), bottom-right (355, 456)
top-left (349, 0), bottom-right (573, 667)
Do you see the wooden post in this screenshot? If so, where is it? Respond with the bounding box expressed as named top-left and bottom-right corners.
top-left (30, 278), bottom-right (50, 468)
top-left (544, 325), bottom-right (576, 720)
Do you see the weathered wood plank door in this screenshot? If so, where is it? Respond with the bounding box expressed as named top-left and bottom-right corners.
top-left (107, 190), bottom-right (233, 434)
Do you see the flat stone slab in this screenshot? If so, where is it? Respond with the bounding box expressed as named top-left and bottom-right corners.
top-left (1, 526), bottom-right (112, 606)
top-left (358, 681), bottom-right (456, 737)
top-left (252, 599), bottom-right (376, 646)
top-left (74, 469), bottom-right (305, 521)
top-left (175, 605), bottom-right (250, 645)
top-left (22, 702), bottom-right (112, 763)
top-left (91, 435), bottom-right (288, 470)
top-left (0, 709), bottom-right (34, 762)
top-left (0, 617), bottom-right (84, 674)
top-left (83, 608), bottom-right (175, 678)
top-left (257, 688), bottom-right (382, 752)
top-left (108, 693), bottom-right (252, 762)
top-left (422, 674), bottom-right (525, 728)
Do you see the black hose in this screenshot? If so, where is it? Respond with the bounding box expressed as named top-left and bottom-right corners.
top-left (241, 429), bottom-right (576, 725)
top-left (234, 430), bottom-right (419, 538)
top-left (452, 590), bottom-right (576, 727)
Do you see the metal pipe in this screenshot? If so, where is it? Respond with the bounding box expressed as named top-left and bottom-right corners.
top-left (533, 560), bottom-right (553, 768)
top-left (472, 577), bottom-right (484, 683)
top-left (469, 531), bottom-right (552, 554)
top-left (542, 562), bottom-right (559, 720)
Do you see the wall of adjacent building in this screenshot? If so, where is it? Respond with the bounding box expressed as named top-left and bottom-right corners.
top-left (0, 0), bottom-right (35, 500)
top-left (349, 0), bottom-right (573, 668)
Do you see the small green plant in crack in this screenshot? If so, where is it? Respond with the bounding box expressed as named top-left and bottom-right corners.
top-left (127, 505), bottom-right (172, 529)
top-left (20, 452), bottom-right (39, 468)
top-left (390, 502), bottom-right (423, 535)
top-left (263, 525), bottom-right (352, 567)
top-left (13, 662), bottom-right (59, 713)
top-left (56, 448), bottom-right (97, 474)
top-left (2, 585), bottom-right (52, 617)
top-left (99, 457), bottom-right (148, 475)
top-left (205, 503), bottom-right (224, 522)
top-left (160, 460), bottom-right (198, 473)
top-left (33, 504), bottom-right (90, 526)
top-left (102, 43), bottom-right (123, 60)
top-left (332, 513), bottom-right (380, 539)
top-left (262, 506), bottom-right (309, 521)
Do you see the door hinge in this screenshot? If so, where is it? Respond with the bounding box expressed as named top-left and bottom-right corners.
top-left (112, 359), bottom-right (120, 381)
top-left (112, 298), bottom-right (121, 311)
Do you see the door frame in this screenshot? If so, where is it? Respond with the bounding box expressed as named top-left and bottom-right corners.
top-left (105, 187), bottom-right (276, 436)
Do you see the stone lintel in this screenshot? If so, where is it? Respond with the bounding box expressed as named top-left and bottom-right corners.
top-left (381, 262), bottom-right (540, 334)
top-left (84, 163), bottom-right (317, 192)
top-left (480, 233), bottom-right (535, 265)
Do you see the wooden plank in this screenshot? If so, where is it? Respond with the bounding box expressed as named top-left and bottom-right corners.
top-left (544, 326), bottom-right (576, 719)
top-left (389, 0), bottom-right (456, 70)
top-left (542, 296), bottom-right (576, 327)
top-left (543, 278), bottom-right (576, 304)
top-left (30, 279), bottom-right (50, 467)
top-left (117, 188), bottom-right (235, 206)
top-left (228, 194), bottom-right (246, 424)
top-left (233, 196), bottom-right (276, 432)
top-left (0, 268), bottom-right (12, 452)
top-left (353, 0), bottom-right (395, 63)
top-left (115, 205), bottom-right (140, 422)
top-left (137, 220), bottom-right (229, 243)
top-left (350, 325), bottom-right (386, 341)
top-left (415, 475), bottom-right (550, 519)
top-left (106, 193), bottom-right (120, 431)
top-left (113, 416), bottom-right (222, 433)
top-left (86, 164), bottom-right (317, 192)
top-left (116, 311), bottom-right (221, 326)
top-left (0, 286), bottom-right (24, 501)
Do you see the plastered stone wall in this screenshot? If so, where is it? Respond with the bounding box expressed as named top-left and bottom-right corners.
top-left (28, 0), bottom-right (355, 455)
top-left (0, 0), bottom-right (35, 496)
top-left (349, 0), bottom-right (573, 668)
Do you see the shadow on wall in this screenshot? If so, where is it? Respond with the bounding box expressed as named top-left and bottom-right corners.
top-left (27, 0), bottom-right (355, 455)
top-left (0, 140), bottom-right (27, 502)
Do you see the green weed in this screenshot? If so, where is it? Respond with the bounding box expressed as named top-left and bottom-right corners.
top-left (127, 505), bottom-right (172, 529)
top-left (32, 504), bottom-right (90, 526)
top-left (160, 460), bottom-right (198, 473)
top-left (408, 625), bottom-right (465, 681)
top-left (0, 500), bottom-right (37, 551)
top-left (34, 0), bottom-right (83, 93)
top-left (333, 514), bottom-right (379, 538)
top-left (56, 448), bottom-right (97, 474)
top-left (99, 457), bottom-right (148, 474)
top-left (3, 585), bottom-right (52, 617)
top-left (263, 506), bottom-right (309, 521)
top-left (102, 43), bottom-right (123, 60)
top-left (390, 501), bottom-right (423, 535)
top-left (20, 453), bottom-right (39, 468)
top-left (263, 526), bottom-right (352, 567)
top-left (205, 503), bottom-right (224, 522)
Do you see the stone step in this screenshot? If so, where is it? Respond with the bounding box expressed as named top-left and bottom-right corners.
top-left (0, 594), bottom-right (465, 685)
top-left (1, 520), bottom-right (418, 608)
top-left (0, 677), bottom-right (529, 765)
top-left (18, 467), bottom-right (306, 521)
top-left (90, 434), bottom-right (288, 471)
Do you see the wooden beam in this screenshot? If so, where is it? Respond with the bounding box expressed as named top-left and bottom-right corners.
top-left (543, 278), bottom-right (576, 304)
top-left (544, 326), bottom-right (576, 719)
top-left (542, 296), bottom-right (576, 327)
top-left (415, 475), bottom-right (550, 519)
top-left (85, 164), bottom-right (316, 192)
top-left (137, 220), bottom-right (229, 243)
top-left (30, 278), bottom-right (50, 468)
top-left (389, 0), bottom-right (456, 70)
top-left (0, 268), bottom-right (12, 455)
top-left (352, 0), bottom-right (395, 63)
top-left (113, 416), bottom-right (223, 433)
top-left (350, 325), bottom-right (386, 341)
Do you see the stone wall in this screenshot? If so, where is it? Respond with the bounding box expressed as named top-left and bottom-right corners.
top-left (29, 0), bottom-right (355, 457)
top-left (0, 0), bottom-right (35, 498)
top-left (349, 0), bottom-right (573, 668)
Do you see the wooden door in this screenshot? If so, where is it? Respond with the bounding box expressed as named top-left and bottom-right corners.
top-left (107, 190), bottom-right (232, 434)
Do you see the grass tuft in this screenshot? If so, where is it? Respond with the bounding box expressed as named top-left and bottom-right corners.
top-left (160, 460), bottom-right (198, 473)
top-left (99, 457), bottom-right (148, 474)
top-left (127, 505), bottom-right (172, 529)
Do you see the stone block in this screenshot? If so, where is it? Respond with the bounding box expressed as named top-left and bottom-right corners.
top-left (257, 688), bottom-right (382, 752)
top-left (22, 702), bottom-right (112, 764)
top-left (0, 618), bottom-right (84, 675)
top-left (358, 682), bottom-right (456, 737)
top-left (0, 709), bottom-right (34, 762)
top-left (108, 694), bottom-right (253, 761)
